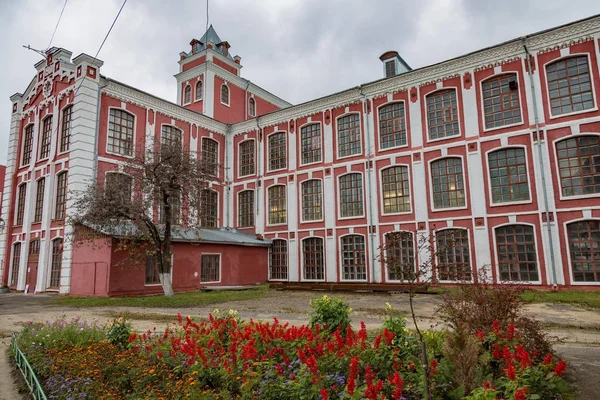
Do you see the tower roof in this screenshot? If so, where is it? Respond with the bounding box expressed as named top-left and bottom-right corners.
top-left (187, 25), bottom-right (234, 61)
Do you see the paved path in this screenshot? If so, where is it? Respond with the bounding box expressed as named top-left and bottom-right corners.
top-left (0, 291), bottom-right (599, 399)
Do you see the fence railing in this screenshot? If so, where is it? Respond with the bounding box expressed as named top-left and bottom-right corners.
top-left (11, 338), bottom-right (47, 400)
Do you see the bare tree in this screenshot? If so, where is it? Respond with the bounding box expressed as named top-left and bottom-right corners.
top-left (70, 142), bottom-right (218, 297)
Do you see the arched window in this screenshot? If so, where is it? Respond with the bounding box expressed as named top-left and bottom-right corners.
top-left (567, 220), bottom-right (600, 282)
top-left (482, 74), bottom-right (522, 128)
top-left (268, 185), bottom-right (287, 225)
top-left (238, 140), bottom-right (255, 177)
top-left (427, 89), bottom-right (459, 140)
top-left (384, 232), bottom-right (414, 281)
top-left (341, 235), bottom-right (366, 280)
top-left (303, 237), bottom-right (324, 280)
top-left (107, 109), bottom-right (134, 156)
top-left (9, 243), bottom-right (21, 287)
top-left (381, 166), bottom-right (410, 213)
top-left (49, 238), bottom-right (63, 288)
top-left (495, 224), bottom-right (538, 282)
top-left (160, 193), bottom-right (181, 224)
top-left (430, 157), bottom-right (465, 209)
top-left (161, 125), bottom-right (182, 151)
top-left (301, 179), bottom-right (323, 222)
top-left (55, 172), bottom-right (68, 220)
top-left (270, 239), bottom-right (288, 280)
top-left (220, 84), bottom-right (229, 105)
top-left (556, 135), bottom-right (600, 197)
top-left (60, 106), bottom-right (72, 152)
top-left (21, 125), bottom-right (34, 166)
top-left (238, 190), bottom-right (254, 228)
top-left (339, 173), bottom-right (363, 217)
top-left (15, 183), bottom-right (26, 226)
top-left (200, 189), bottom-right (218, 228)
top-left (33, 178), bottom-right (45, 223)
top-left (248, 97), bottom-right (256, 116)
top-left (488, 148), bottom-right (530, 203)
top-left (201, 137), bottom-right (219, 177)
top-left (195, 80), bottom-right (203, 101)
top-left (300, 123), bottom-right (322, 165)
top-left (379, 103), bottom-right (407, 149)
top-left (436, 229), bottom-right (471, 281)
top-left (337, 114), bottom-right (361, 157)
top-left (546, 55), bottom-right (594, 116)
top-left (105, 172), bottom-right (133, 210)
top-left (184, 85), bottom-right (191, 104)
top-left (268, 132), bottom-right (287, 171)
top-left (39, 116), bottom-right (53, 159)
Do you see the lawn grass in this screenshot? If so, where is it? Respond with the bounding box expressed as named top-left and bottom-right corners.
top-left (51, 284), bottom-right (272, 308)
top-left (520, 289), bottom-right (600, 309)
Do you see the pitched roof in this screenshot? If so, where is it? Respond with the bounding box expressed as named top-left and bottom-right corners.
top-left (188, 25), bottom-right (234, 61)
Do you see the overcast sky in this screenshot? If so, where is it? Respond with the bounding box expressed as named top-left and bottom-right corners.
top-left (1, 0), bottom-right (599, 164)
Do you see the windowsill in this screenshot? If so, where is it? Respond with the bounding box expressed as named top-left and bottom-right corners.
top-left (105, 149), bottom-right (134, 159)
top-left (144, 283), bottom-right (162, 287)
top-left (338, 214), bottom-right (366, 220)
top-left (426, 133), bottom-right (461, 144)
top-left (57, 150), bottom-right (70, 156)
top-left (497, 280), bottom-right (542, 285)
top-left (483, 121), bottom-right (524, 133)
top-left (336, 152), bottom-right (363, 161)
top-left (431, 204), bottom-right (468, 212)
top-left (381, 210), bottom-right (413, 216)
top-left (558, 193), bottom-right (600, 201)
top-left (220, 102), bottom-right (230, 107)
top-left (238, 173), bottom-right (256, 179)
top-left (267, 222), bottom-right (288, 227)
top-left (299, 160), bottom-right (323, 167)
top-left (548, 106), bottom-right (598, 120)
top-left (489, 199), bottom-right (532, 207)
top-left (267, 167), bottom-right (287, 173)
top-left (570, 281), bottom-right (600, 286)
top-left (194, 98), bottom-right (203, 103)
top-left (300, 218), bottom-right (325, 224)
top-left (200, 280), bottom-right (222, 284)
top-left (378, 143), bottom-right (409, 152)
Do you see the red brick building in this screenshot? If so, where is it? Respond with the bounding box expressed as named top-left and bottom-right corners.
top-left (1, 17), bottom-right (600, 295)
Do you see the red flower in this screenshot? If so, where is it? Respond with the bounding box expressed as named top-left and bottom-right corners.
top-left (507, 323), bottom-right (515, 340)
top-left (320, 388), bottom-right (329, 400)
top-left (515, 386), bottom-right (529, 400)
top-left (554, 360), bottom-right (567, 376)
top-left (429, 359), bottom-right (438, 375)
top-left (128, 333), bottom-right (137, 342)
top-left (492, 320), bottom-right (501, 334)
top-left (543, 354), bottom-right (553, 364)
top-left (476, 330), bottom-right (485, 341)
top-left (505, 362), bottom-right (517, 381)
top-left (483, 381), bottom-right (492, 391)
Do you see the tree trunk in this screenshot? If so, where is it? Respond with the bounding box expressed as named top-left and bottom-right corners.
top-left (159, 272), bottom-right (174, 297)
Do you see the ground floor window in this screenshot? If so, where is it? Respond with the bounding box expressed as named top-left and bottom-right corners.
top-left (496, 224), bottom-right (538, 282)
top-left (385, 232), bottom-right (414, 281)
top-left (49, 239), bottom-right (63, 288)
top-left (145, 256), bottom-right (160, 285)
top-left (567, 220), bottom-right (600, 282)
top-left (341, 235), bottom-right (366, 280)
top-left (270, 239), bottom-right (288, 280)
top-left (436, 229), bottom-right (471, 281)
top-left (201, 254), bottom-right (221, 283)
top-left (303, 238), bottom-right (324, 280)
top-left (10, 243), bottom-right (21, 287)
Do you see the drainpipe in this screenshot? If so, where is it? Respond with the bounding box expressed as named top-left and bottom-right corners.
top-left (255, 116), bottom-right (262, 221)
top-left (359, 86), bottom-right (377, 283)
top-left (93, 78), bottom-right (110, 179)
top-left (243, 79), bottom-right (251, 121)
top-left (225, 124), bottom-right (232, 228)
top-left (522, 39), bottom-right (558, 289)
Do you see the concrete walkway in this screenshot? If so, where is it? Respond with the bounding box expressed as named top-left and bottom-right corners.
top-left (0, 291), bottom-right (599, 399)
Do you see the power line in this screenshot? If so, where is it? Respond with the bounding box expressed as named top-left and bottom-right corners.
top-left (74, 0), bottom-right (128, 96)
top-left (47, 0), bottom-right (69, 50)
top-left (206, 0), bottom-right (209, 33)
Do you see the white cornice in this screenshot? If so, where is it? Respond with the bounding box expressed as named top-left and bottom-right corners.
top-left (230, 15), bottom-right (600, 135)
top-left (175, 61), bottom-right (292, 109)
top-left (102, 78), bottom-right (228, 136)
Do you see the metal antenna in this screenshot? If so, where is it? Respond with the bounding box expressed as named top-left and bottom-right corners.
top-left (22, 45), bottom-right (48, 58)
top-left (206, 0), bottom-right (209, 33)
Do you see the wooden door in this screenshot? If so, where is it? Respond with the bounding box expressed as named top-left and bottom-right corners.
top-left (26, 240), bottom-right (40, 292)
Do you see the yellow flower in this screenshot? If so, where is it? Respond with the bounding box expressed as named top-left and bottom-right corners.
top-left (385, 302), bottom-right (392, 311)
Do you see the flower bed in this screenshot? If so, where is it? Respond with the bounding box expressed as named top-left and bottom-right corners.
top-left (13, 312), bottom-right (573, 399)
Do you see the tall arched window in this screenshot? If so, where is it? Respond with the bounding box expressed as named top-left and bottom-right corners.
top-left (238, 140), bottom-right (255, 177)
top-left (55, 171), bottom-right (68, 220)
top-left (248, 97), bottom-right (256, 116)
top-left (567, 220), bottom-right (600, 282)
top-left (270, 239), bottom-right (288, 280)
top-left (384, 232), bottom-right (414, 281)
top-left (430, 157), bottom-right (465, 209)
top-left (436, 229), bottom-right (471, 281)
top-left (341, 235), bottom-right (366, 280)
top-left (107, 109), bottom-right (134, 156)
top-left (379, 102), bottom-right (407, 149)
top-left (488, 148), bottom-right (530, 203)
top-left (60, 106), bottom-right (72, 152)
top-left (546, 55), bottom-right (594, 116)
top-left (238, 190), bottom-right (254, 228)
top-left (303, 237), bottom-right (324, 280)
top-left (22, 125), bottom-right (34, 166)
top-left (301, 179), bottom-right (323, 222)
top-left (427, 89), bottom-right (459, 140)
top-left (39, 116), bottom-right (53, 160)
top-left (482, 74), bottom-right (521, 128)
top-left (195, 80), bottom-right (203, 101)
top-left (49, 238), bottom-right (63, 288)
top-left (200, 189), bottom-right (218, 228)
top-left (556, 135), bottom-right (600, 197)
top-left (105, 172), bottom-right (133, 209)
top-left (268, 185), bottom-right (287, 225)
top-left (381, 166), bottom-right (410, 213)
top-left (33, 178), bottom-right (45, 223)
top-left (15, 183), bottom-right (26, 226)
top-left (161, 125), bottom-right (182, 151)
top-left (9, 242), bottom-right (21, 287)
top-left (268, 132), bottom-right (287, 171)
top-left (300, 123), bottom-right (322, 164)
top-left (201, 137), bottom-right (219, 177)
top-left (495, 224), bottom-right (538, 282)
top-left (184, 85), bottom-right (191, 104)
top-left (221, 84), bottom-right (229, 105)
top-left (337, 114), bottom-right (361, 157)
top-left (339, 173), bottom-right (363, 217)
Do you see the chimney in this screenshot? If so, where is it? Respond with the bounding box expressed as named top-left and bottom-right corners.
top-left (379, 51), bottom-right (411, 79)
top-left (234, 55), bottom-right (241, 65)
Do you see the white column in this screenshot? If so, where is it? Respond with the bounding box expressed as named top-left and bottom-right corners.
top-left (0, 97), bottom-right (22, 286)
top-left (462, 69), bottom-right (478, 138)
top-left (323, 111), bottom-right (333, 164)
top-left (287, 181), bottom-right (298, 232)
top-left (224, 132), bottom-right (234, 228)
top-left (323, 173), bottom-right (336, 282)
top-left (61, 72), bottom-right (101, 294)
top-left (204, 69), bottom-right (216, 118)
top-left (288, 238), bottom-right (299, 282)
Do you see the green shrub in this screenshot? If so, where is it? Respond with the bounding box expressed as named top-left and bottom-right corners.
top-left (309, 295), bottom-right (351, 335)
top-left (106, 317), bottom-right (133, 348)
